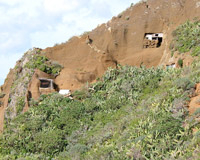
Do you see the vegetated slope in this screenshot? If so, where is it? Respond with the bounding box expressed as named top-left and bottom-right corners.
top-left (1, 59), bottom-right (200, 159)
top-left (1, 20), bottom-right (200, 159)
top-left (0, 49), bottom-right (62, 131)
top-left (0, 0), bottom-right (200, 159)
top-left (0, 0), bottom-right (199, 131)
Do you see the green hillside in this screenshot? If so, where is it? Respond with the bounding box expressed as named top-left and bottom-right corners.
top-left (0, 20), bottom-right (200, 160)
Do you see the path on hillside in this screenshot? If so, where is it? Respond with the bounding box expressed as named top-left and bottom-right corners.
top-left (87, 43), bottom-right (104, 54)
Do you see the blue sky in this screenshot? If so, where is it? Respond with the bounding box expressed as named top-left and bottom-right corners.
top-left (0, 0), bottom-right (140, 85)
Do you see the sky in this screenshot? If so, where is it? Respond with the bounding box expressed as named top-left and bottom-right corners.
top-left (0, 0), bottom-right (140, 85)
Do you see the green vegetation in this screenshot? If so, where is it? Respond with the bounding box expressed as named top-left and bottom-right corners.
top-left (170, 20), bottom-right (200, 56)
top-left (16, 96), bottom-right (25, 115)
top-left (1, 63), bottom-right (200, 159)
top-left (25, 54), bottom-right (63, 77)
top-left (1, 20), bottom-right (200, 160)
top-left (178, 58), bottom-right (183, 67)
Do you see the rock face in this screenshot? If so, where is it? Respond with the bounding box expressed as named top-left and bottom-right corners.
top-left (1, 49), bottom-right (47, 129)
top-left (0, 0), bottom-right (200, 131)
top-left (0, 48), bottom-right (57, 131)
top-left (23, 69), bottom-right (56, 113)
top-left (43, 0), bottom-right (200, 91)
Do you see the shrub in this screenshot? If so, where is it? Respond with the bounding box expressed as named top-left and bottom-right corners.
top-left (72, 89), bottom-right (90, 100)
top-left (191, 46), bottom-right (200, 56)
top-left (16, 96), bottom-right (25, 115)
top-left (178, 58), bottom-right (183, 67)
top-left (170, 20), bottom-right (200, 56)
top-left (174, 77), bottom-right (195, 91)
top-left (25, 55), bottom-right (63, 76)
top-left (171, 98), bottom-right (188, 120)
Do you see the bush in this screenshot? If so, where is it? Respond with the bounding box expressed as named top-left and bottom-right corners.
top-left (25, 55), bottom-right (63, 76)
top-left (174, 77), bottom-right (195, 91)
top-left (178, 58), bottom-right (183, 67)
top-left (170, 20), bottom-right (200, 56)
top-left (16, 96), bottom-right (25, 115)
top-left (191, 46), bottom-right (200, 56)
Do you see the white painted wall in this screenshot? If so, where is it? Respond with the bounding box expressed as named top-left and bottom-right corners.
top-left (145, 33), bottom-right (163, 40)
top-left (59, 89), bottom-right (71, 95)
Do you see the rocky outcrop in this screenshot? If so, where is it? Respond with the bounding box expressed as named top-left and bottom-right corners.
top-left (43, 0), bottom-right (200, 91)
top-left (4, 49), bottom-right (38, 122)
top-left (0, 48), bottom-right (50, 131)
top-left (23, 69), bottom-right (56, 113)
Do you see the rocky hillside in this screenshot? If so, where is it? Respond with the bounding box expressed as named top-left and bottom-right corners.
top-left (1, 45), bottom-right (200, 159)
top-left (43, 0), bottom-right (200, 90)
top-left (0, 0), bottom-right (200, 158)
top-left (0, 0), bottom-right (199, 132)
top-left (0, 0), bottom-right (199, 126)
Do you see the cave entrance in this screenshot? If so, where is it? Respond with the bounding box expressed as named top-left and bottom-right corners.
top-left (143, 33), bottom-right (163, 48)
top-left (39, 78), bottom-right (54, 89)
top-left (39, 78), bottom-right (57, 95)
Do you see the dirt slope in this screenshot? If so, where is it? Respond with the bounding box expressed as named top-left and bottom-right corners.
top-left (0, 0), bottom-right (200, 132)
top-left (43, 0), bottom-right (200, 90)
